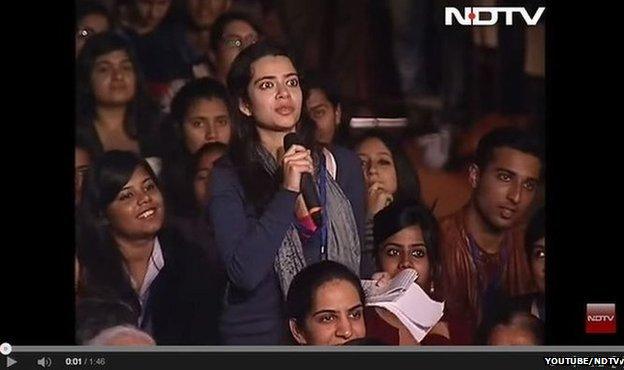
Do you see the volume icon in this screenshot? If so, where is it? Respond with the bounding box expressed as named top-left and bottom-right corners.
top-left (37, 357), bottom-right (52, 367)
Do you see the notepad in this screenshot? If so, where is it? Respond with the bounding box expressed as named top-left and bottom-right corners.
top-left (361, 269), bottom-right (445, 342)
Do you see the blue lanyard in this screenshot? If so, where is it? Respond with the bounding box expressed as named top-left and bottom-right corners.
top-left (318, 153), bottom-right (328, 260)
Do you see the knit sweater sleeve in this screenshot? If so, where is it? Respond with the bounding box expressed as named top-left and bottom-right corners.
top-left (207, 164), bottom-right (298, 292)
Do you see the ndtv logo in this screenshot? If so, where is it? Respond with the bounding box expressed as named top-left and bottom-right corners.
top-left (445, 7), bottom-right (545, 26)
top-left (586, 303), bottom-right (617, 334)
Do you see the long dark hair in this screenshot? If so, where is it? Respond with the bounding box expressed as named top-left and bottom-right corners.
top-left (76, 32), bottom-right (160, 155)
top-left (161, 77), bottom-right (233, 217)
top-left (351, 129), bottom-right (422, 203)
top-left (224, 41), bottom-right (317, 214)
top-left (77, 151), bottom-right (160, 308)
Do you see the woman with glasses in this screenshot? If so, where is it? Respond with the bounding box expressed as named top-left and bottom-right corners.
top-left (159, 11), bottom-right (264, 112)
top-left (76, 0), bottom-right (113, 58)
top-left (208, 11), bottom-right (263, 85)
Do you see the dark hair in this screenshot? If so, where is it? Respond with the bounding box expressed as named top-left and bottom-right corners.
top-left (123, 0), bottom-right (174, 30)
top-left (373, 199), bottom-right (441, 288)
top-left (525, 207), bottom-right (545, 261)
top-left (77, 151), bottom-right (159, 308)
top-left (76, 0), bottom-right (113, 28)
top-left (209, 11), bottom-right (263, 53)
top-left (160, 78), bottom-right (232, 218)
top-left (76, 32), bottom-right (159, 148)
top-left (75, 297), bottom-right (138, 344)
top-left (482, 309), bottom-right (544, 345)
top-left (225, 41), bottom-right (317, 214)
top-left (168, 77), bottom-right (233, 152)
top-left (286, 261), bottom-right (365, 326)
top-left (194, 142), bottom-right (228, 166)
top-left (474, 127), bottom-right (544, 176)
top-left (303, 70), bottom-right (341, 108)
top-left (351, 130), bottom-right (422, 202)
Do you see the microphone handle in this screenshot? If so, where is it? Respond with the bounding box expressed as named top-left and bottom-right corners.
top-left (301, 173), bottom-right (322, 227)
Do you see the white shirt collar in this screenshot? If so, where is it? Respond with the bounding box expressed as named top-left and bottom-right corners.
top-left (127, 237), bottom-right (165, 305)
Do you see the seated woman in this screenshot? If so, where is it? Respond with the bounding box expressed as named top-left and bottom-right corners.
top-left (352, 130), bottom-right (422, 278)
top-left (165, 142), bottom-right (229, 311)
top-left (75, 136), bottom-right (94, 207)
top-left (76, 32), bottom-right (163, 160)
top-left (209, 11), bottom-right (263, 85)
top-left (76, 150), bottom-right (219, 344)
top-left (511, 207), bottom-right (545, 320)
top-left (160, 77), bottom-right (232, 221)
top-left (156, 11), bottom-right (264, 111)
top-left (366, 199), bottom-right (471, 345)
top-left (286, 261), bottom-right (366, 345)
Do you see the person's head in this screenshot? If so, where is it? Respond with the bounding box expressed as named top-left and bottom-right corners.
top-left (304, 71), bottom-right (342, 145)
top-left (469, 127), bottom-right (543, 232)
top-left (77, 32), bottom-right (138, 107)
top-left (75, 298), bottom-right (139, 344)
top-left (209, 12), bottom-right (263, 83)
top-left (486, 310), bottom-right (544, 345)
top-left (185, 0), bottom-right (231, 30)
top-left (75, 142), bottom-right (94, 206)
top-left (170, 77), bottom-right (233, 154)
top-left (193, 142), bottom-right (227, 206)
top-left (76, 32), bottom-right (155, 138)
top-left (76, 0), bottom-right (112, 58)
top-left (130, 0), bottom-right (172, 34)
top-left (287, 261), bottom-right (366, 345)
top-left (525, 207), bottom-right (545, 294)
top-left (353, 130), bottom-right (421, 201)
top-left (225, 41), bottom-right (315, 215)
top-left (86, 325), bottom-right (156, 345)
top-left (228, 41), bottom-right (308, 140)
top-left (373, 199), bottom-right (440, 293)
top-left (81, 150), bottom-right (164, 243)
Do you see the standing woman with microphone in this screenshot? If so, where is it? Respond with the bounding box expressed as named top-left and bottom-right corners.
top-left (208, 41), bottom-right (366, 344)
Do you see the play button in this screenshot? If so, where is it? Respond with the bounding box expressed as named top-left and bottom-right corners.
top-left (6, 357), bottom-right (17, 368)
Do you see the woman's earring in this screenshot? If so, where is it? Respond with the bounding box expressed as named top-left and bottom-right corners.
top-left (429, 281), bottom-right (435, 294)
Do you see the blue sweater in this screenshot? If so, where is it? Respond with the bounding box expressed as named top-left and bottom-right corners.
top-left (207, 145), bottom-right (365, 344)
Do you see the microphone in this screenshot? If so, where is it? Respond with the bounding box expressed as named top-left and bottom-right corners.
top-left (283, 133), bottom-right (323, 227)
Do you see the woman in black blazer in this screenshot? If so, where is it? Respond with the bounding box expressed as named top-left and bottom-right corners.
top-left (76, 150), bottom-right (220, 344)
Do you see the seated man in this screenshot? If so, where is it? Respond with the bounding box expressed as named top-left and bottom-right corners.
top-left (438, 127), bottom-right (543, 343)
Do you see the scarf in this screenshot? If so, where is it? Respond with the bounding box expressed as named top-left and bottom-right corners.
top-left (255, 144), bottom-right (361, 297)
